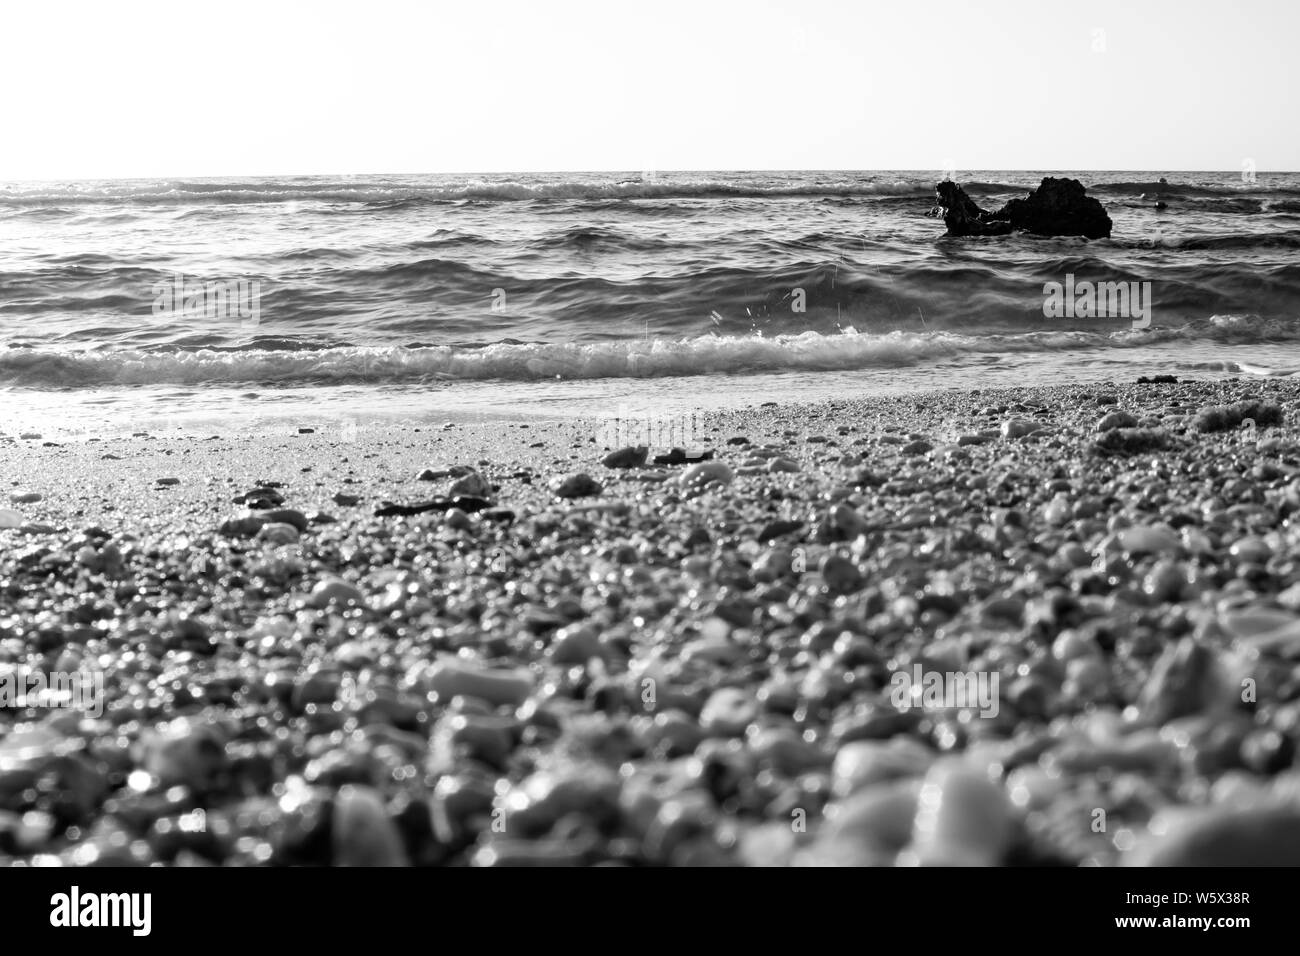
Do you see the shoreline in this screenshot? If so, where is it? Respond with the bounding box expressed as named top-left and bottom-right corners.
top-left (3, 376), bottom-right (1300, 866)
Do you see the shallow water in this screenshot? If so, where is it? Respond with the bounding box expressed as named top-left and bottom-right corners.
top-left (2, 170), bottom-right (1297, 431)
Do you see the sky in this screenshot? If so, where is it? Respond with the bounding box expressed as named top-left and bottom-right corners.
top-left (2, 0), bottom-right (1297, 180)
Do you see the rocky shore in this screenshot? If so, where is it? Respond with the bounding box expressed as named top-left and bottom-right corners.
top-left (3, 376), bottom-right (1300, 866)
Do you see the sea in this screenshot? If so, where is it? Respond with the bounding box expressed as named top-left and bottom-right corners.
top-left (2, 170), bottom-right (1298, 438)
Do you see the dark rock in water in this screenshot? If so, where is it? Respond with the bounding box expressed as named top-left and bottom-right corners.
top-left (994, 177), bottom-right (1113, 239)
top-left (933, 181), bottom-right (1014, 237)
top-left (934, 177), bottom-right (1112, 239)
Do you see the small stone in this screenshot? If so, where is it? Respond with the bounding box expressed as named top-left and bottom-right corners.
top-left (1001, 419), bottom-right (1039, 439)
top-left (0, 508), bottom-right (24, 529)
top-left (699, 688), bottom-right (758, 737)
top-left (10, 492), bottom-right (42, 504)
top-left (332, 492), bottom-right (361, 506)
top-left (549, 625), bottom-right (603, 665)
top-left (218, 514), bottom-right (267, 538)
top-left (155, 477), bottom-right (180, 486)
top-left (1117, 524), bottom-right (1180, 555)
top-left (308, 578), bottom-right (367, 610)
top-left (802, 781), bottom-right (921, 865)
top-left (552, 473), bottom-right (602, 498)
top-left (1097, 410), bottom-right (1138, 431)
top-left (425, 660), bottom-right (534, 707)
top-left (1143, 560), bottom-right (1187, 601)
top-left (1138, 638), bottom-right (1231, 724)
top-left (142, 717), bottom-right (226, 791)
top-left (832, 739), bottom-right (934, 797)
top-left (910, 761), bottom-right (1014, 866)
top-left (257, 522), bottom-right (300, 545)
top-left (449, 471), bottom-right (492, 498)
top-left (820, 554), bottom-right (863, 593)
top-left (679, 461), bottom-right (734, 490)
top-left (261, 508), bottom-right (309, 532)
top-left (443, 507), bottom-right (472, 531)
top-left (901, 440), bottom-right (933, 455)
top-left (1219, 607), bottom-right (1300, 654)
top-left (1229, 536), bottom-right (1272, 564)
top-left (767, 457), bottom-right (800, 473)
top-left (601, 446), bottom-right (648, 469)
top-left (1126, 805), bottom-right (1300, 866)
top-left (332, 785), bottom-right (409, 866)
top-left (758, 519), bottom-right (803, 542)
top-left (746, 727), bottom-right (826, 776)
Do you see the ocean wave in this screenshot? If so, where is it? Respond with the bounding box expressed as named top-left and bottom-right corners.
top-left (1088, 181), bottom-right (1300, 198)
top-left (3, 320), bottom-right (1296, 388)
top-left (0, 178), bottom-right (935, 208)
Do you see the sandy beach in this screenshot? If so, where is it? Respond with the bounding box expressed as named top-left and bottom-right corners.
top-left (3, 376), bottom-right (1300, 866)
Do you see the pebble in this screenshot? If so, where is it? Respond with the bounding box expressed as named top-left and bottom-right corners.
top-left (1117, 524), bottom-right (1181, 555)
top-left (549, 624), bottom-right (603, 664)
top-left (10, 492), bottom-right (42, 504)
top-left (0, 509), bottom-right (24, 529)
top-left (910, 762), bottom-right (1014, 866)
top-left (449, 471), bottom-right (493, 498)
top-left (332, 785), bottom-right (409, 866)
top-left (1001, 419), bottom-right (1039, 439)
top-left (803, 781), bottom-right (921, 865)
top-left (142, 717), bottom-right (226, 791)
top-left (1228, 536), bottom-right (1272, 564)
top-left (155, 477), bottom-right (180, 486)
top-left (679, 461), bottom-right (734, 489)
top-left (308, 578), bottom-right (368, 610)
top-left (256, 522), bottom-right (300, 545)
top-left (425, 660), bottom-right (534, 707)
top-left (1138, 639), bottom-right (1232, 724)
top-left (767, 457), bottom-right (800, 473)
top-left (1097, 410), bottom-right (1138, 431)
top-left (552, 473), bottom-right (602, 498)
top-left (601, 446), bottom-right (648, 468)
top-left (832, 739), bottom-right (934, 797)
top-left (1219, 607), bottom-right (1300, 654)
top-left (819, 554), bottom-right (863, 593)
top-left (1126, 804), bottom-right (1300, 866)
top-left (261, 508), bottom-right (309, 532)
top-left (746, 727), bottom-right (826, 776)
top-left (699, 688), bottom-right (758, 736)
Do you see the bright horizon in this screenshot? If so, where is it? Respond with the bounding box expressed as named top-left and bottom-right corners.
top-left (3, 0), bottom-right (1297, 181)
